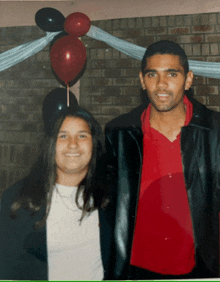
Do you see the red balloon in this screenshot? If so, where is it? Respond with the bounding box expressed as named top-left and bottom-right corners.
top-left (50, 35), bottom-right (86, 84)
top-left (64, 12), bottom-right (91, 37)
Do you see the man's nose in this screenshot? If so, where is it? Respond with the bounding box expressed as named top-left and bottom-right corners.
top-left (157, 74), bottom-right (168, 88)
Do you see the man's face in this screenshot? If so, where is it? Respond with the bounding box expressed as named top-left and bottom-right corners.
top-left (139, 54), bottom-right (193, 113)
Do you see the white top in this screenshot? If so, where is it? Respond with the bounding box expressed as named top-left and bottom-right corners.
top-left (47, 183), bottom-right (103, 281)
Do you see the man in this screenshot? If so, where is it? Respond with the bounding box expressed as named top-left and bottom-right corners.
top-left (99, 40), bottom-right (220, 280)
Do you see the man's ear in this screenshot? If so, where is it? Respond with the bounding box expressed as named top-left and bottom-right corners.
top-left (139, 71), bottom-right (146, 90)
top-left (185, 70), bottom-right (194, 91)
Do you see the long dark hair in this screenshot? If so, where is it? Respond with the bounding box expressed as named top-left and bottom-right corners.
top-left (10, 106), bottom-right (105, 228)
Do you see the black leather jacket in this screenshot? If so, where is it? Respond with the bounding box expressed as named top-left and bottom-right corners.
top-left (99, 96), bottom-right (220, 279)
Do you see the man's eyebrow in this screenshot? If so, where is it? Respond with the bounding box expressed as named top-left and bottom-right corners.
top-left (143, 68), bottom-right (182, 74)
top-left (143, 69), bottom-right (156, 74)
top-left (166, 68), bottom-right (182, 73)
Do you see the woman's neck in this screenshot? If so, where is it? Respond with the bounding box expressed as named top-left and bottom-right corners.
top-left (56, 170), bottom-right (87, 187)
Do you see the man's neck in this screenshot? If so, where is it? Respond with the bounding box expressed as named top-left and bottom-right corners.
top-left (150, 105), bottom-right (186, 142)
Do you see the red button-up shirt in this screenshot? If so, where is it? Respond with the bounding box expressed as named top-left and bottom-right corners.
top-left (130, 96), bottom-right (195, 275)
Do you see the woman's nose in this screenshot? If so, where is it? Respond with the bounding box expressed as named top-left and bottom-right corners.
top-left (68, 136), bottom-right (78, 148)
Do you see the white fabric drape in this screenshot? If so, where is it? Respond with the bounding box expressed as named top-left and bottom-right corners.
top-left (86, 26), bottom-right (220, 79)
top-left (0, 25), bottom-right (220, 79)
top-left (0, 31), bottom-right (59, 72)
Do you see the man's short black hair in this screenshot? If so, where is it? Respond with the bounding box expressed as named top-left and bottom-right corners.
top-left (141, 40), bottom-right (189, 75)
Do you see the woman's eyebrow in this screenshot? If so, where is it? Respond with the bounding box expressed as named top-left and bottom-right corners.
top-left (78, 130), bottom-right (91, 133)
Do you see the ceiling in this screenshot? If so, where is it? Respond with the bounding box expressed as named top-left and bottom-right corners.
top-left (0, 0), bottom-right (220, 27)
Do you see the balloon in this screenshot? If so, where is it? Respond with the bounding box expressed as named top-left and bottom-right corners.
top-left (49, 31), bottom-right (69, 51)
top-left (50, 35), bottom-right (87, 84)
top-left (42, 87), bottom-right (78, 134)
top-left (35, 7), bottom-right (65, 32)
top-left (64, 12), bottom-right (91, 37)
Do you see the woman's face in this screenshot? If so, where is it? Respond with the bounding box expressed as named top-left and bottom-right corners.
top-left (55, 116), bottom-right (93, 179)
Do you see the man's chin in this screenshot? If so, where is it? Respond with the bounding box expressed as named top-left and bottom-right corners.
top-left (152, 104), bottom-right (173, 112)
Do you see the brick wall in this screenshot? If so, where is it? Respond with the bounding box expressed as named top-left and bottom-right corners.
top-left (81, 12), bottom-right (220, 128)
top-left (0, 26), bottom-right (60, 196)
top-left (1, 12), bottom-right (220, 195)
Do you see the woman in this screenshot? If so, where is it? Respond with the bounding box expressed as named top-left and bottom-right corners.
top-left (0, 105), bottom-right (106, 280)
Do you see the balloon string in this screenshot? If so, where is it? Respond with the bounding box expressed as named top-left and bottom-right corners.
top-left (67, 84), bottom-right (69, 107)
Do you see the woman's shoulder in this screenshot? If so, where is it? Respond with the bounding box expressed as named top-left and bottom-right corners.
top-left (1, 179), bottom-right (26, 211)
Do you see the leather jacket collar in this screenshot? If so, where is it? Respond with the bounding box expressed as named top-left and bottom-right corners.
top-left (129, 94), bottom-right (213, 132)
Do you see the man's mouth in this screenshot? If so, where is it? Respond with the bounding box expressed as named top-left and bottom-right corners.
top-left (157, 93), bottom-right (170, 98)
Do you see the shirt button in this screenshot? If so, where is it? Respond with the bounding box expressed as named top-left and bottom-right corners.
top-left (168, 173), bottom-right (172, 178)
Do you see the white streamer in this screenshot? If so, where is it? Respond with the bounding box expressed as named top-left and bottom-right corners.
top-left (86, 25), bottom-right (146, 61)
top-left (87, 26), bottom-right (220, 79)
top-left (0, 25), bottom-right (220, 79)
top-left (0, 31), bottom-right (59, 72)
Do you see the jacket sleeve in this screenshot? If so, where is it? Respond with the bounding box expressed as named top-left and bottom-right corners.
top-left (98, 124), bottom-right (119, 280)
top-left (0, 183), bottom-right (47, 280)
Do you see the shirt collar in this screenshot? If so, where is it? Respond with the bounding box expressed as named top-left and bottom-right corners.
top-left (141, 95), bottom-right (193, 135)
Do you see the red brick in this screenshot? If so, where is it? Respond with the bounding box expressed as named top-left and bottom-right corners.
top-left (92, 78), bottom-right (112, 87)
top-left (206, 35), bottom-right (220, 42)
top-left (1, 122), bottom-right (22, 131)
top-left (123, 68), bottom-right (140, 77)
top-left (157, 35), bottom-right (178, 42)
top-left (192, 75), bottom-right (206, 85)
top-left (135, 36), bottom-right (155, 47)
top-left (81, 39), bottom-right (108, 49)
top-left (170, 27), bottom-right (189, 34)
top-left (207, 56), bottom-right (220, 62)
top-left (86, 86), bottom-right (102, 95)
top-left (146, 27), bottom-right (167, 35)
top-left (191, 35), bottom-right (203, 42)
top-left (101, 106), bottom-right (122, 116)
top-left (193, 25), bottom-right (213, 32)
top-left (207, 95), bottom-right (220, 106)
top-left (22, 123), bottom-right (38, 132)
top-left (113, 78), bottom-right (134, 86)
top-left (196, 85), bottom-right (218, 95)
top-left (90, 60), bottom-right (106, 69)
top-left (103, 87), bottom-right (122, 96)
top-left (122, 87), bottom-right (141, 96)
top-left (92, 96), bottom-right (112, 104)
top-left (207, 78), bottom-right (220, 85)
top-left (125, 29), bottom-right (144, 38)
top-left (104, 69), bottom-right (122, 77)
top-left (112, 96), bottom-right (133, 105)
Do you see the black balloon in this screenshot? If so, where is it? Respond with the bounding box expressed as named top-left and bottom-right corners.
top-left (35, 7), bottom-right (65, 32)
top-left (42, 87), bottom-right (78, 134)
